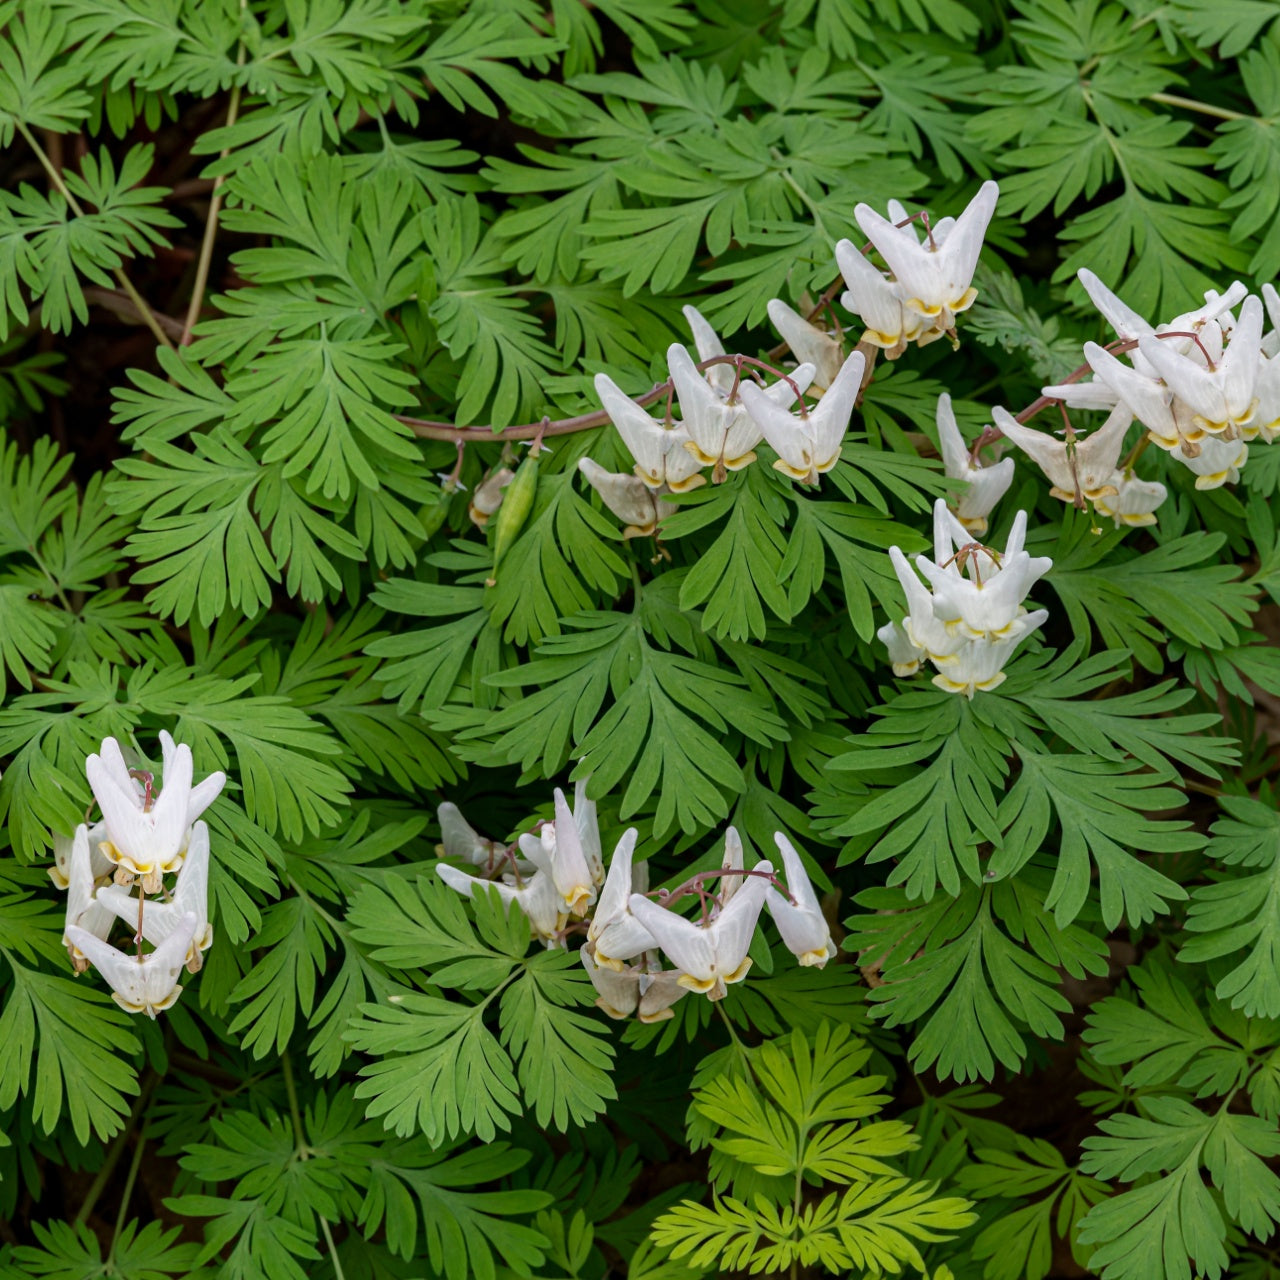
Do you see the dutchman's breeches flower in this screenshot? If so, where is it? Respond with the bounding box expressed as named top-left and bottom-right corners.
top-left (86, 732), bottom-right (225, 895)
top-left (1093, 472), bottom-right (1168, 527)
top-left (62, 824), bottom-right (115, 970)
top-left (915, 504), bottom-right (1052, 642)
top-left (766, 835), bottom-right (835, 967)
top-left (578, 458), bottom-right (676, 539)
top-left (853, 182), bottom-right (999, 340)
top-left (882, 503), bottom-right (1051, 697)
top-left (1136, 295), bottom-right (1263, 441)
top-left (935, 394), bottom-right (1014, 534)
top-left (97, 820), bottom-right (213, 972)
top-left (627, 863), bottom-right (772, 1001)
top-left (991, 403), bottom-right (1133, 505)
top-left (57, 730), bottom-right (224, 1015)
top-left (437, 859), bottom-right (567, 944)
top-left (738, 349), bottom-right (864, 485)
top-left (65, 916), bottom-right (198, 1018)
top-left (595, 371), bottom-right (706, 493)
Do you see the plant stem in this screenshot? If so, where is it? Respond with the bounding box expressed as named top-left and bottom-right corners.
top-left (180, 77), bottom-right (243, 345)
top-left (1149, 91), bottom-right (1249, 122)
top-left (105, 1130), bottom-right (148, 1268)
top-left (282, 1053), bottom-right (347, 1280)
top-left (75, 1069), bottom-right (158, 1226)
top-left (16, 121), bottom-right (175, 350)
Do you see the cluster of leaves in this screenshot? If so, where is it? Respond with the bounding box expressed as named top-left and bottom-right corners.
top-left (1, 0), bottom-right (1280, 1278)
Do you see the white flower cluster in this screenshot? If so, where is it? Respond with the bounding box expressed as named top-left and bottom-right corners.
top-left (435, 788), bottom-right (834, 1023)
top-left (580, 184), bottom-right (1001, 534)
top-left (969, 270), bottom-right (1280, 526)
top-left (880, 500), bottom-right (1051, 698)
top-left (54, 733), bottom-right (223, 1018)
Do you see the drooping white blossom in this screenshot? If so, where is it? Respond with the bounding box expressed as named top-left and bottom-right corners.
top-left (86, 733), bottom-right (225, 894)
top-left (1136, 294), bottom-right (1263, 441)
top-left (96, 820), bottom-right (213, 972)
top-left (1044, 270), bottom-right (1249, 409)
top-left (851, 182), bottom-right (999, 343)
top-left (766, 299), bottom-right (845, 391)
top-left (935, 393), bottom-right (1014, 534)
top-left (578, 457), bottom-right (676, 538)
top-left (836, 238), bottom-right (928, 356)
top-left (587, 828), bottom-right (654, 970)
top-left (437, 859), bottom-right (567, 945)
top-left (738, 349), bottom-right (864, 484)
top-left (681, 304), bottom-right (736, 397)
top-left (915, 504), bottom-right (1052, 642)
top-left (991, 402), bottom-right (1133, 504)
top-left (668, 342), bottom-right (815, 476)
top-left (65, 914), bottom-right (198, 1018)
top-left (62, 824), bottom-right (115, 970)
top-left (882, 502), bottom-right (1050, 698)
top-left (594, 372), bottom-right (706, 493)
top-left (1176, 434), bottom-right (1249, 490)
top-left (517, 784), bottom-right (604, 917)
top-left (627, 863), bottom-right (772, 1000)
top-left (766, 835), bottom-right (835, 967)
top-left (50, 820), bottom-right (111, 890)
top-left (1093, 472), bottom-right (1168, 528)
top-left (468, 467), bottom-right (513, 528)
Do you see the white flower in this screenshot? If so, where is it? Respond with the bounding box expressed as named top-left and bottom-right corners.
top-left (580, 950), bottom-right (689, 1023)
top-left (888, 546), bottom-right (964, 663)
top-left (766, 299), bottom-right (844, 391)
top-left (1254, 351), bottom-right (1280, 443)
top-left (86, 733), bottom-right (225, 894)
top-left (766, 835), bottom-right (835, 967)
top-left (468, 467), bottom-right (513, 528)
top-left (877, 619), bottom-right (925, 677)
top-left (65, 913), bottom-right (198, 1018)
top-left (854, 182), bottom-right (999, 331)
top-left (992, 402), bottom-right (1133, 503)
top-left (437, 860), bottom-right (566, 945)
top-left (637, 962), bottom-right (690, 1023)
top-left (96, 820), bottom-right (213, 973)
top-left (717, 826), bottom-right (746, 906)
top-left (437, 801), bottom-right (501, 869)
top-left (835, 238), bottom-right (927, 355)
top-left (436, 802), bottom-right (534, 878)
top-left (668, 343), bottom-right (814, 476)
top-left (1171, 434), bottom-right (1249, 490)
top-left (1081, 343), bottom-right (1188, 449)
top-left (1046, 270), bottom-right (1249, 408)
top-left (578, 458), bottom-right (676, 538)
top-left (63, 824), bottom-right (115, 970)
top-left (627, 862), bottom-right (771, 1000)
top-left (594, 372), bottom-right (706, 493)
top-left (1093, 472), bottom-right (1168, 528)
top-left (517, 784), bottom-right (604, 917)
top-left (737, 349), bottom-right (865, 484)
top-left (587, 828), bottom-right (654, 971)
top-left (929, 614), bottom-right (1048, 698)
top-left (581, 950), bottom-right (640, 1020)
top-left (935, 394), bottom-right (1014, 534)
top-left (916, 504), bottom-right (1052, 642)
top-left (884, 505), bottom-right (1051, 697)
top-left (682, 304), bottom-right (737, 397)
top-left (49, 820), bottom-right (111, 890)
top-left (1263, 283), bottom-right (1280, 357)
top-left (1136, 295), bottom-right (1263, 440)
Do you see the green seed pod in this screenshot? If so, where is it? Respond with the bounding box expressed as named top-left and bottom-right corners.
top-left (489, 448), bottom-right (539, 583)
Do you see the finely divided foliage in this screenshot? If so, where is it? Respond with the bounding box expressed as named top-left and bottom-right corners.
top-left (1, 2), bottom-right (1279, 1279)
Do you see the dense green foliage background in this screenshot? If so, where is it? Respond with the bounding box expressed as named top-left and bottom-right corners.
top-left (3, 0), bottom-right (1280, 1277)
